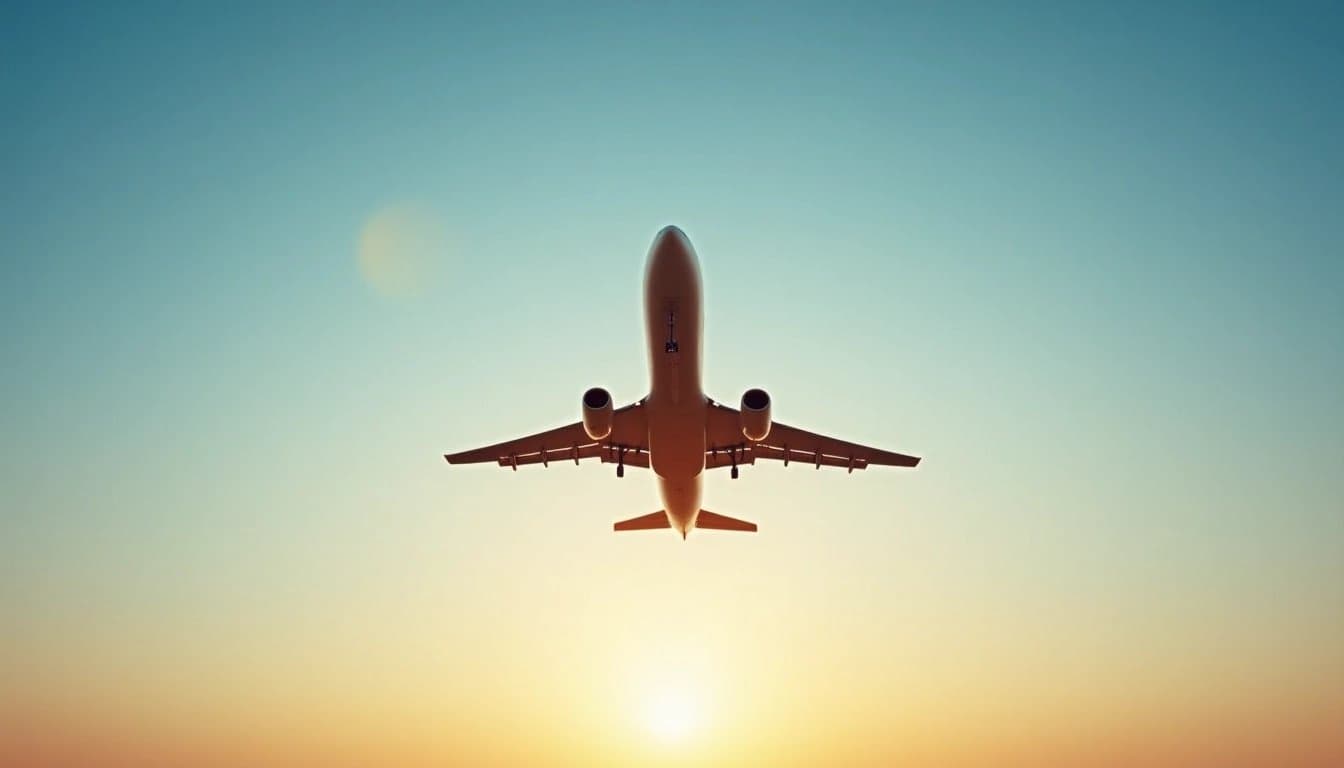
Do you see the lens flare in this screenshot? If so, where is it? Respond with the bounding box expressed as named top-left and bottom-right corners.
top-left (356, 204), bottom-right (443, 297)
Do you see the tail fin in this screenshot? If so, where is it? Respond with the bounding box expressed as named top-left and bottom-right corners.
top-left (613, 509), bottom-right (757, 535)
top-left (613, 510), bottom-right (671, 531)
top-left (695, 509), bottom-right (757, 532)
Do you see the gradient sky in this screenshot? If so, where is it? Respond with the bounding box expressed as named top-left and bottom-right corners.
top-left (3, 3), bottom-right (1342, 766)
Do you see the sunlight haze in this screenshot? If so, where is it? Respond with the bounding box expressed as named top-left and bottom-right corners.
top-left (4, 3), bottom-right (1342, 766)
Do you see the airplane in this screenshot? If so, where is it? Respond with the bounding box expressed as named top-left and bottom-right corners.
top-left (444, 225), bottom-right (920, 537)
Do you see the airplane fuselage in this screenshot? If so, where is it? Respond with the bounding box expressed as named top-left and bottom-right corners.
top-left (643, 226), bottom-right (707, 535)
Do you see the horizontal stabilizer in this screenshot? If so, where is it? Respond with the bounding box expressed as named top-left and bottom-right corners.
top-left (695, 509), bottom-right (757, 532)
top-left (613, 510), bottom-right (671, 531)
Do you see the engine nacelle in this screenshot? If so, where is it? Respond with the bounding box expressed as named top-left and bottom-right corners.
top-left (582, 387), bottom-right (614, 440)
top-left (740, 388), bottom-right (772, 441)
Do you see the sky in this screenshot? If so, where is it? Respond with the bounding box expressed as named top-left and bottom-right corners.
top-left (3, 2), bottom-right (1342, 766)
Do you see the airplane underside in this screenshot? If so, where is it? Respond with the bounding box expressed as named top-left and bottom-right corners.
top-left (442, 225), bottom-right (920, 538)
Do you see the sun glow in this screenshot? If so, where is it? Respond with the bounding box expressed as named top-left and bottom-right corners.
top-left (642, 686), bottom-right (704, 743)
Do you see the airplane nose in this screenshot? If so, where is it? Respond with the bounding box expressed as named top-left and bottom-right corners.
top-left (645, 224), bottom-right (699, 282)
top-left (652, 225), bottom-right (690, 257)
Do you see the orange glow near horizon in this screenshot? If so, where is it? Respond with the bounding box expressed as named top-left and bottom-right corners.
top-left (7, 516), bottom-right (1343, 768)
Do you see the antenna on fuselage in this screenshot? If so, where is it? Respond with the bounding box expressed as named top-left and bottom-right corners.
top-left (665, 308), bottom-right (679, 353)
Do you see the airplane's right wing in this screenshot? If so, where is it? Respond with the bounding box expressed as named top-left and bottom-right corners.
top-left (705, 401), bottom-right (920, 471)
top-left (444, 401), bottom-right (649, 470)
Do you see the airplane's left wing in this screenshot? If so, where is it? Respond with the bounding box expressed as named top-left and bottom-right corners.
top-left (705, 401), bottom-right (920, 471)
top-left (444, 401), bottom-right (648, 470)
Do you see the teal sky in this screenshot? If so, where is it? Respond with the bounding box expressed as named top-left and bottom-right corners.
top-left (3, 3), bottom-right (1342, 764)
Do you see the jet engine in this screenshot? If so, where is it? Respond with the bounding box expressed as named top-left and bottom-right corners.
top-left (582, 387), bottom-right (614, 440)
top-left (740, 388), bottom-right (772, 441)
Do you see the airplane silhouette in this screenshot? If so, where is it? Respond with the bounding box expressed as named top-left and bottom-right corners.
top-left (445, 226), bottom-right (920, 537)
